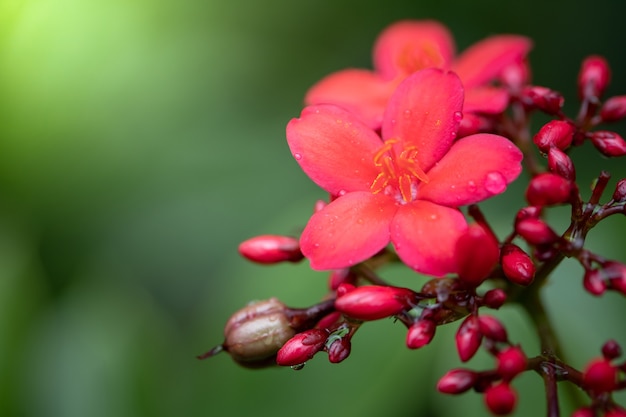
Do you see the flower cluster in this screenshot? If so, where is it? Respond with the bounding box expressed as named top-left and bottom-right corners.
top-left (201, 20), bottom-right (626, 416)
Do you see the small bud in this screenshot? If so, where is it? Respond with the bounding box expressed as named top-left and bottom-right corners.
top-left (457, 113), bottom-right (494, 137)
top-left (483, 289), bottom-right (507, 309)
top-left (327, 337), bottom-right (352, 363)
top-left (571, 407), bottom-right (595, 417)
top-left (276, 329), bottom-right (328, 366)
top-left (602, 261), bottom-right (626, 295)
top-left (484, 382), bottom-right (517, 416)
top-left (515, 205), bottom-right (542, 223)
top-left (238, 235), bottom-right (303, 264)
top-left (548, 147), bottom-right (576, 181)
top-left (515, 218), bottom-right (559, 246)
top-left (583, 269), bottom-right (607, 296)
top-left (600, 95), bottom-right (626, 122)
top-left (578, 55), bottom-right (611, 101)
top-left (602, 339), bottom-right (622, 360)
top-left (336, 282), bottom-right (356, 297)
top-left (605, 409), bottom-right (626, 417)
top-left (501, 243), bottom-right (536, 286)
top-left (525, 173), bottom-right (572, 206)
top-left (478, 315), bottom-right (508, 342)
top-left (406, 319), bottom-right (437, 349)
top-left (590, 131), bottom-right (626, 157)
top-left (328, 268), bottom-right (356, 290)
top-left (496, 346), bottom-right (527, 380)
top-left (456, 315), bottom-right (483, 362)
top-left (520, 85), bottom-right (564, 114)
top-left (583, 358), bottom-right (617, 392)
top-left (533, 120), bottom-right (574, 152)
top-left (334, 285), bottom-right (415, 321)
top-left (315, 311), bottom-right (342, 330)
top-left (500, 59), bottom-right (531, 92)
top-left (437, 369), bottom-right (478, 394)
top-left (455, 224), bottom-right (500, 286)
top-left (613, 179), bottom-right (626, 202)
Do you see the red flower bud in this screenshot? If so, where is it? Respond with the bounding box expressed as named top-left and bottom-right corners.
top-left (606, 409), bottom-right (626, 417)
top-left (484, 382), bottom-right (517, 415)
top-left (501, 243), bottom-right (536, 286)
top-left (515, 206), bottom-right (542, 222)
top-left (327, 337), bottom-right (352, 363)
top-left (602, 339), bottom-right (622, 360)
top-left (478, 315), bottom-right (508, 342)
top-left (457, 113), bottom-right (494, 137)
top-left (328, 268), bottom-right (356, 291)
top-left (578, 55), bottom-right (611, 101)
top-left (276, 329), bottom-right (328, 366)
top-left (406, 319), bottom-right (437, 349)
top-left (521, 85), bottom-right (564, 114)
top-left (482, 289), bottom-right (507, 309)
top-left (571, 407), bottom-right (595, 417)
top-left (496, 346), bottom-right (527, 380)
top-left (603, 261), bottom-right (626, 295)
top-left (583, 358), bottom-right (617, 392)
top-left (548, 147), bottom-right (576, 181)
top-left (515, 218), bottom-right (559, 246)
top-left (590, 131), bottom-right (626, 157)
top-left (238, 235), bottom-right (303, 264)
top-left (455, 224), bottom-right (500, 286)
top-left (583, 269), bottom-right (607, 296)
top-left (613, 179), bottom-right (626, 202)
top-left (525, 173), bottom-right (572, 206)
top-left (533, 120), bottom-right (574, 152)
top-left (334, 285), bottom-right (415, 321)
top-left (600, 95), bottom-right (626, 122)
top-left (500, 59), bottom-right (531, 92)
top-left (456, 315), bottom-right (483, 362)
top-left (437, 369), bottom-right (478, 394)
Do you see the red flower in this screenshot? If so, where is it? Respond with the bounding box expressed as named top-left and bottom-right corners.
top-left (305, 20), bottom-right (532, 129)
top-left (287, 69), bottom-right (522, 275)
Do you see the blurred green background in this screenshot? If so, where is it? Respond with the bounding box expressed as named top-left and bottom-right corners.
top-left (1, 0), bottom-right (626, 416)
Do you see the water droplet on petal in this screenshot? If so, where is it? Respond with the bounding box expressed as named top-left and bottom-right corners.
top-left (337, 190), bottom-right (347, 197)
top-left (314, 243), bottom-right (320, 248)
top-left (291, 363), bottom-right (306, 370)
top-left (484, 171), bottom-right (507, 194)
top-left (467, 180), bottom-right (477, 193)
top-left (294, 153), bottom-right (303, 161)
top-left (453, 111), bottom-right (463, 122)
top-left (403, 109), bottom-right (412, 119)
top-left (450, 131), bottom-right (457, 139)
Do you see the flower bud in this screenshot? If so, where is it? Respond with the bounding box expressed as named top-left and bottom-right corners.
top-left (437, 368), bottom-right (478, 394)
top-left (457, 113), bottom-right (494, 137)
top-left (406, 319), bottom-right (437, 349)
top-left (222, 298), bottom-right (297, 367)
top-left (533, 120), bottom-right (574, 152)
top-left (500, 59), bottom-right (531, 92)
top-left (600, 95), bottom-right (626, 122)
top-left (602, 261), bottom-right (626, 295)
top-left (548, 147), bottom-right (576, 181)
top-left (590, 131), bottom-right (626, 157)
top-left (327, 337), bottom-right (351, 363)
top-left (276, 329), bottom-right (328, 366)
top-left (571, 407), bottom-right (595, 417)
top-left (606, 409), bottom-right (626, 417)
top-left (578, 55), bottom-right (611, 101)
top-left (478, 315), bottom-right (508, 342)
top-left (238, 235), bottom-right (303, 264)
top-left (456, 315), bottom-right (483, 362)
top-left (525, 173), bottom-right (572, 207)
top-left (583, 269), bottom-right (607, 296)
top-left (515, 206), bottom-right (542, 222)
top-left (496, 346), bottom-right (527, 380)
top-left (455, 224), bottom-right (500, 286)
top-left (482, 289), bottom-right (507, 309)
top-left (520, 85), bottom-right (564, 115)
top-left (328, 268), bottom-right (356, 290)
top-left (602, 339), bottom-right (622, 360)
top-left (583, 358), bottom-right (617, 392)
top-left (515, 218), bottom-right (559, 246)
top-left (485, 382), bottom-right (517, 416)
top-left (334, 285), bottom-right (416, 321)
top-left (501, 243), bottom-right (535, 286)
top-left (613, 179), bottom-right (626, 202)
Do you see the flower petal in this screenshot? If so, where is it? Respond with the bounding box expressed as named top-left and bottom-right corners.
top-left (391, 201), bottom-right (467, 276)
top-left (419, 133), bottom-right (523, 206)
top-left (452, 35), bottom-right (532, 88)
top-left (373, 20), bottom-right (455, 79)
top-left (304, 69), bottom-right (394, 130)
top-left (381, 68), bottom-right (464, 173)
top-left (287, 104), bottom-right (382, 195)
top-left (463, 86), bottom-right (510, 114)
top-left (300, 192), bottom-right (396, 270)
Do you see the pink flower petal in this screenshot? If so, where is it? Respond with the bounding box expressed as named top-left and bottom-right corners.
top-left (452, 35), bottom-right (532, 88)
top-left (419, 133), bottom-right (523, 206)
top-left (287, 104), bottom-right (382, 195)
top-left (304, 69), bottom-right (395, 129)
top-left (300, 192), bottom-right (397, 270)
top-left (381, 69), bottom-right (464, 173)
top-left (463, 86), bottom-right (510, 114)
top-left (391, 201), bottom-right (467, 276)
top-left (373, 20), bottom-right (455, 79)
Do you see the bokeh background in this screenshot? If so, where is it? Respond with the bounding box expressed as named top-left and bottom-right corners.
top-left (1, 0), bottom-right (625, 416)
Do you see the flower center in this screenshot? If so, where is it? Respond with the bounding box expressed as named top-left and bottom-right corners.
top-left (370, 138), bottom-right (429, 203)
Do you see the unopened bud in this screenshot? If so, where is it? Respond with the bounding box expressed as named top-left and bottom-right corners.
top-left (602, 261), bottom-right (626, 295)
top-left (533, 120), bottom-right (574, 152)
top-left (478, 315), bottom-right (508, 342)
top-left (605, 409), bottom-right (626, 417)
top-left (515, 206), bottom-right (542, 222)
top-left (578, 55), bottom-right (611, 101)
top-left (457, 113), bottom-right (494, 137)
top-left (496, 346), bottom-right (527, 380)
top-left (501, 244), bottom-right (535, 286)
top-left (334, 285), bottom-right (416, 321)
top-left (276, 329), bottom-right (328, 366)
top-left (515, 218), bottom-right (559, 246)
top-left (406, 319), bottom-right (437, 349)
top-left (525, 173), bottom-right (572, 206)
top-left (482, 289), bottom-right (507, 309)
top-left (456, 315), bottom-right (483, 362)
top-left (238, 235), bottom-right (303, 264)
top-left (437, 369), bottom-right (478, 394)
top-left (613, 179), bottom-right (626, 202)
top-left (602, 340), bottom-right (622, 360)
top-left (329, 268), bottom-right (356, 291)
top-left (583, 358), bottom-right (617, 392)
top-left (590, 131), bottom-right (626, 157)
top-left (583, 269), bottom-right (607, 296)
top-left (455, 224), bottom-right (500, 286)
top-left (548, 147), bottom-right (576, 181)
top-left (520, 85), bottom-right (564, 115)
top-left (327, 337), bottom-right (352, 363)
top-left (500, 59), bottom-right (531, 92)
top-left (572, 407), bottom-right (595, 417)
top-left (600, 95), bottom-right (626, 122)
top-left (484, 382), bottom-right (517, 415)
